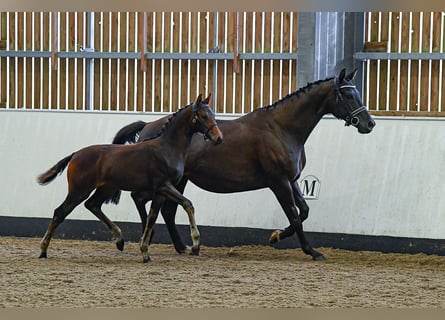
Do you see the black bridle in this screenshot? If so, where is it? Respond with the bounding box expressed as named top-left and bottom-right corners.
top-left (335, 78), bottom-right (368, 127)
top-left (192, 104), bottom-right (218, 141)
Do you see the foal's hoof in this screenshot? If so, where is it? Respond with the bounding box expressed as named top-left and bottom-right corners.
top-left (190, 245), bottom-right (200, 256)
top-left (142, 257), bottom-right (151, 264)
top-left (269, 230), bottom-right (280, 244)
top-left (115, 238), bottom-right (125, 251)
top-left (39, 252), bottom-right (47, 259)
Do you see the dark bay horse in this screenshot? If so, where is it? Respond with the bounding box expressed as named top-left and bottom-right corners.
top-left (113, 68), bottom-right (376, 261)
top-left (37, 94), bottom-right (223, 262)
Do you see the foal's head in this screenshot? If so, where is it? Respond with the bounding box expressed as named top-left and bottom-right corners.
top-left (327, 68), bottom-right (376, 134)
top-left (191, 93), bottom-right (223, 145)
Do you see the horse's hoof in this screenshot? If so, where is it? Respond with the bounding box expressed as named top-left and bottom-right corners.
top-left (39, 252), bottom-right (47, 259)
top-left (313, 254), bottom-right (326, 261)
top-left (142, 256), bottom-right (151, 263)
top-left (269, 230), bottom-right (280, 244)
top-left (190, 246), bottom-right (200, 256)
top-left (116, 238), bottom-right (125, 251)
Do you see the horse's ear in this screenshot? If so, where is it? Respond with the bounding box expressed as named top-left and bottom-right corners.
top-left (202, 93), bottom-right (212, 105)
top-left (338, 68), bottom-right (346, 82)
top-left (346, 68), bottom-right (358, 81)
top-left (193, 94), bottom-right (203, 111)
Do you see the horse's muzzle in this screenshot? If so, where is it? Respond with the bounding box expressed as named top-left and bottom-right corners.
top-left (358, 118), bottom-right (376, 134)
top-left (213, 136), bottom-right (223, 145)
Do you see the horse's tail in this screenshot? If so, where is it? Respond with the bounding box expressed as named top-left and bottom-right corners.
top-left (37, 153), bottom-right (74, 185)
top-left (112, 120), bottom-right (147, 144)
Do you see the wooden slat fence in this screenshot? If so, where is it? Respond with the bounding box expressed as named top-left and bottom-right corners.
top-left (0, 12), bottom-right (299, 114)
top-left (362, 12), bottom-right (445, 116)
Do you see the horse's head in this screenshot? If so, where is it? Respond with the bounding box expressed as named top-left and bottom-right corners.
top-left (192, 93), bottom-right (223, 145)
top-left (328, 68), bottom-right (376, 134)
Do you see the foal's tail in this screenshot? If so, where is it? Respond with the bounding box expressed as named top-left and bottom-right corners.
top-left (112, 120), bottom-right (147, 144)
top-left (37, 153), bottom-right (74, 185)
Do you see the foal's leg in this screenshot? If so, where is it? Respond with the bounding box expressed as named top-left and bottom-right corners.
top-left (39, 192), bottom-right (89, 258)
top-left (269, 180), bottom-right (325, 261)
top-left (159, 182), bottom-right (200, 255)
top-left (131, 188), bottom-right (188, 254)
top-left (139, 195), bottom-right (165, 263)
top-left (84, 187), bottom-right (125, 251)
top-left (270, 181), bottom-right (309, 243)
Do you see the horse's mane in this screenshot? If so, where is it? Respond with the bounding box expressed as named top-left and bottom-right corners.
top-left (141, 104), bottom-right (191, 142)
top-left (260, 77), bottom-right (334, 111)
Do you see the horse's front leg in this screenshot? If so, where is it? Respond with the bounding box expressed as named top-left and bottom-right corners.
top-left (139, 195), bottom-right (165, 263)
top-left (131, 191), bottom-right (151, 234)
top-left (159, 178), bottom-right (189, 254)
top-left (269, 180), bottom-right (325, 261)
top-left (159, 181), bottom-right (200, 256)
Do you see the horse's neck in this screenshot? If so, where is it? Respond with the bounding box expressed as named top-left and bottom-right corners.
top-left (160, 107), bottom-right (194, 155)
top-left (271, 82), bottom-right (331, 144)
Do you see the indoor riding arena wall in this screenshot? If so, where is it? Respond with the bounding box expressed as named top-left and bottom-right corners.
top-left (1, 109), bottom-right (444, 256)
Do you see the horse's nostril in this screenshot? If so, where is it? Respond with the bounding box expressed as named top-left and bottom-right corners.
top-left (368, 119), bottom-right (376, 129)
top-left (216, 137), bottom-right (223, 145)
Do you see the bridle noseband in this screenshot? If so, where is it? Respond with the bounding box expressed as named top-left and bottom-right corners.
top-left (335, 79), bottom-right (368, 127)
top-left (192, 104), bottom-right (217, 141)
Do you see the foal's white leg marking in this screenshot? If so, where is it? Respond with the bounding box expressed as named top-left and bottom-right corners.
top-left (139, 208), bottom-right (157, 262)
top-left (111, 224), bottom-right (123, 243)
top-left (185, 206), bottom-right (200, 248)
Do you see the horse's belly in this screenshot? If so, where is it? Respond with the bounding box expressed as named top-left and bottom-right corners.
top-left (187, 169), bottom-right (266, 194)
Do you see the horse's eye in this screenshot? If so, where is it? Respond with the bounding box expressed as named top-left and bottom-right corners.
top-left (344, 92), bottom-right (354, 99)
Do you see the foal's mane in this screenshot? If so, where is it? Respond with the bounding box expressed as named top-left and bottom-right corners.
top-left (260, 77), bottom-right (334, 111)
top-left (141, 104), bottom-right (192, 142)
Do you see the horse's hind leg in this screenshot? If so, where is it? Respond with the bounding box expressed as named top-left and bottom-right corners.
top-left (84, 187), bottom-right (125, 251)
top-left (40, 192), bottom-right (88, 258)
top-left (139, 195), bottom-right (165, 263)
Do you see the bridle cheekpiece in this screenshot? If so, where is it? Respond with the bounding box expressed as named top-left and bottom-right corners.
top-left (335, 78), bottom-right (368, 127)
top-left (192, 103), bottom-right (217, 141)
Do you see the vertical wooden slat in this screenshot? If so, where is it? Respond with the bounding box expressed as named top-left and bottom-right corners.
top-left (252, 12), bottom-right (262, 110)
top-left (243, 12), bottom-right (253, 112)
top-left (429, 12), bottom-right (440, 112)
top-left (232, 12), bottom-right (245, 113)
top-left (272, 11), bottom-right (281, 104)
top-left (200, 11), bottom-right (210, 99)
top-left (110, 12), bottom-right (118, 110)
top-left (419, 12), bottom-right (430, 111)
top-left (93, 12), bottom-right (101, 111)
top-left (0, 13), bottom-right (7, 107)
top-left (163, 12), bottom-right (172, 112)
top-left (398, 12), bottom-right (409, 112)
top-left (226, 11), bottom-right (233, 113)
top-left (388, 12), bottom-right (399, 111)
top-left (377, 12), bottom-right (389, 111)
top-left (170, 12), bottom-right (180, 110)
top-left (25, 12), bottom-right (33, 108)
top-left (145, 12), bottom-right (153, 111)
top-left (281, 12), bottom-right (291, 96)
